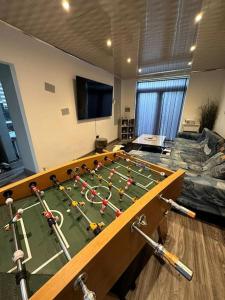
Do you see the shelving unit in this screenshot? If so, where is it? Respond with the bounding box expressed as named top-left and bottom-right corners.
top-left (119, 118), bottom-right (135, 143)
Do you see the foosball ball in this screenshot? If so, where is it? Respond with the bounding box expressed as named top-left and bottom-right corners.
top-left (0, 150), bottom-right (196, 300)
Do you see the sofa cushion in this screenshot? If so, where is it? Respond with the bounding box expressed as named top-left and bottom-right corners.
top-left (205, 129), bottom-right (224, 154)
top-left (202, 152), bottom-right (225, 171)
top-left (211, 162), bottom-right (225, 180)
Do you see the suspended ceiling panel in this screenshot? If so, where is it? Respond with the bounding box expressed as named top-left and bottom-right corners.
top-left (0, 0), bottom-right (224, 78)
top-left (138, 0), bottom-right (202, 75)
top-left (192, 0), bottom-right (225, 71)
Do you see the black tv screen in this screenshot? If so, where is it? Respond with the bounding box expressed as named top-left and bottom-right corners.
top-left (75, 76), bottom-right (113, 120)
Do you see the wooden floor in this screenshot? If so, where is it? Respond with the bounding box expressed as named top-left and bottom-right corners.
top-left (125, 212), bottom-right (225, 300)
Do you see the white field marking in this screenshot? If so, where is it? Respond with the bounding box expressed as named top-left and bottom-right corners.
top-left (115, 166), bottom-right (120, 169)
top-left (85, 185), bottom-right (112, 204)
top-left (22, 202), bottom-right (40, 211)
top-left (7, 218), bottom-right (32, 273)
top-left (31, 250), bottom-right (63, 274)
top-left (43, 200), bottom-right (69, 249)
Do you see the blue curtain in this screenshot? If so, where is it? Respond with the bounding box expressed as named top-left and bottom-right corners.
top-left (136, 92), bottom-right (158, 136)
top-left (136, 78), bottom-right (188, 140)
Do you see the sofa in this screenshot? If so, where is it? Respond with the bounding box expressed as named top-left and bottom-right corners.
top-left (129, 128), bottom-right (225, 221)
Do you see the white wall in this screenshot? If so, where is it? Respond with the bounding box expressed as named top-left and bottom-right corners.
top-left (0, 22), bottom-right (117, 171)
top-left (121, 79), bottom-right (136, 118)
top-left (181, 69), bottom-right (225, 124)
top-left (214, 78), bottom-right (225, 137)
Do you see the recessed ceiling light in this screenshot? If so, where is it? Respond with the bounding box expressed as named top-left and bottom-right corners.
top-left (62, 0), bottom-right (70, 12)
top-left (190, 45), bottom-right (196, 52)
top-left (188, 61), bottom-right (192, 66)
top-left (106, 39), bottom-right (112, 47)
top-left (138, 68), bottom-right (142, 73)
top-left (195, 12), bottom-right (203, 23)
top-left (127, 57), bottom-right (131, 63)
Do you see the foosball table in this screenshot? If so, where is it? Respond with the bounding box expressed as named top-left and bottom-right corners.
top-left (0, 150), bottom-right (195, 300)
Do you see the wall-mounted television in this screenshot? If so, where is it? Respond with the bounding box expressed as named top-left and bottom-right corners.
top-left (75, 76), bottom-right (113, 120)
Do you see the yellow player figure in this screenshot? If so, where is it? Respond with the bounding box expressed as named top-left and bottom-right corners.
top-left (108, 181), bottom-right (113, 191)
top-left (118, 188), bottom-right (124, 201)
top-left (90, 170), bottom-right (95, 181)
top-left (127, 166), bottom-right (131, 175)
top-left (98, 175), bottom-right (103, 185)
top-left (132, 196), bottom-right (137, 203)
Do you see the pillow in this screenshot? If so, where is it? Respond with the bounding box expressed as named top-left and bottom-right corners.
top-left (211, 162), bottom-right (225, 180)
top-left (202, 152), bottom-right (225, 171)
top-left (204, 143), bottom-right (211, 155)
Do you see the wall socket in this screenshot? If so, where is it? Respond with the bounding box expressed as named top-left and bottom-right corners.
top-left (45, 82), bottom-right (55, 93)
top-left (61, 108), bottom-right (70, 115)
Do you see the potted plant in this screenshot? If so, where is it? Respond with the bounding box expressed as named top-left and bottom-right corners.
top-left (199, 99), bottom-right (218, 132)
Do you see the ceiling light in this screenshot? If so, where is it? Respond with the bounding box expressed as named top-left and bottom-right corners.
top-left (106, 39), bottom-right (112, 47)
top-left (138, 68), bottom-right (142, 73)
top-left (127, 57), bottom-right (131, 63)
top-left (195, 12), bottom-right (203, 23)
top-left (62, 0), bottom-right (70, 12)
top-left (188, 61), bottom-right (192, 66)
top-left (190, 45), bottom-right (196, 52)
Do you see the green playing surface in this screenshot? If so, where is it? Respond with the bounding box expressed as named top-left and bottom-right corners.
top-left (0, 158), bottom-right (164, 294)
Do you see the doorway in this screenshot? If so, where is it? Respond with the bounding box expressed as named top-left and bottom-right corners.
top-left (0, 63), bottom-right (37, 186)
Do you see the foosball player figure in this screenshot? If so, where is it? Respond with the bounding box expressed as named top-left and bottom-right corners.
top-left (125, 178), bottom-right (133, 190)
top-left (42, 211), bottom-right (59, 234)
top-left (81, 181), bottom-right (88, 196)
top-left (31, 185), bottom-right (44, 196)
top-left (132, 196), bottom-right (137, 203)
top-left (108, 168), bottom-right (116, 180)
top-left (97, 175), bottom-right (103, 185)
top-left (100, 199), bottom-right (108, 214)
top-left (127, 166), bottom-right (132, 176)
top-left (90, 189), bottom-right (97, 203)
top-left (73, 175), bottom-right (80, 188)
top-left (87, 222), bottom-right (104, 236)
top-left (3, 208), bottom-right (24, 231)
top-left (95, 162), bottom-right (103, 172)
top-left (90, 170), bottom-right (95, 181)
top-left (71, 200), bottom-right (85, 207)
top-left (115, 209), bottom-right (122, 218)
top-left (118, 188), bottom-right (124, 201)
top-left (108, 180), bottom-right (113, 191)
top-left (137, 163), bottom-right (144, 173)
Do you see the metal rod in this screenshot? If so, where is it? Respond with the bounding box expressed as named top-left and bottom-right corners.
top-left (132, 220), bottom-right (193, 281)
top-left (74, 273), bottom-right (96, 300)
top-left (160, 195), bottom-right (196, 218)
top-left (5, 198), bottom-right (28, 300)
top-left (108, 157), bottom-right (157, 183)
top-left (31, 185), bottom-right (71, 261)
top-left (117, 153), bottom-right (166, 177)
top-left (102, 164), bottom-right (149, 192)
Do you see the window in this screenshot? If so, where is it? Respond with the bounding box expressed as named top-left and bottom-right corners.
top-left (136, 78), bottom-right (188, 140)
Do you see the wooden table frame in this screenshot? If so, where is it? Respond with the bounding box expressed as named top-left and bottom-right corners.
top-left (0, 151), bottom-right (185, 300)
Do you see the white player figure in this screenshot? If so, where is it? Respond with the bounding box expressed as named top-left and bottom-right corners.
top-left (2, 208), bottom-right (24, 231)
